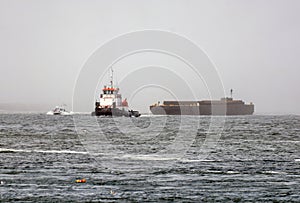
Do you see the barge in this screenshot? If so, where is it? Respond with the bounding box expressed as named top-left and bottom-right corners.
top-left (150, 96), bottom-right (254, 116)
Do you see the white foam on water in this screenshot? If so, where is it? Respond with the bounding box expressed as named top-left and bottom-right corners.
top-left (206, 170), bottom-right (223, 174)
top-left (117, 155), bottom-right (217, 162)
top-left (120, 154), bottom-right (180, 161)
top-left (243, 140), bottom-right (300, 143)
top-left (46, 111), bottom-right (74, 116)
top-left (179, 159), bottom-right (216, 163)
top-left (38, 149), bottom-right (88, 154)
top-left (262, 171), bottom-right (286, 175)
top-left (226, 171), bottom-right (240, 174)
top-left (295, 159), bottom-right (300, 162)
top-left (140, 114), bottom-right (167, 117)
top-left (0, 148), bottom-right (88, 154)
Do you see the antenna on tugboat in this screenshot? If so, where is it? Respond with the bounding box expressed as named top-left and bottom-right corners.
top-left (110, 67), bottom-right (114, 88)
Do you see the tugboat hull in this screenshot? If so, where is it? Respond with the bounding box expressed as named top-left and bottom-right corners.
top-left (92, 108), bottom-right (141, 117)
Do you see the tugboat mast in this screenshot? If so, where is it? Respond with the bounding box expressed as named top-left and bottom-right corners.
top-left (110, 67), bottom-right (114, 88)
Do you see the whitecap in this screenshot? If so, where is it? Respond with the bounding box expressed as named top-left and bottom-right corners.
top-left (0, 148), bottom-right (88, 154)
top-left (179, 159), bottom-right (216, 163)
top-left (262, 171), bottom-right (285, 174)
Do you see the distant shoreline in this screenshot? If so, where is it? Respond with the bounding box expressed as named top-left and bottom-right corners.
top-left (0, 103), bottom-right (66, 112)
top-left (0, 103), bottom-right (299, 115)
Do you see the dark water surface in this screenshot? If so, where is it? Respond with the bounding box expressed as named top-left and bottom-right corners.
top-left (0, 114), bottom-right (299, 202)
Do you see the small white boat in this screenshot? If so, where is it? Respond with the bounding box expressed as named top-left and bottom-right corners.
top-left (47, 106), bottom-right (73, 115)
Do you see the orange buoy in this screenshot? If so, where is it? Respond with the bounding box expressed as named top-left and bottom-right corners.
top-left (75, 178), bottom-right (86, 183)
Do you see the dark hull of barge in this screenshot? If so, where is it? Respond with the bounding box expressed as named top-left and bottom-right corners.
top-left (150, 99), bottom-right (254, 116)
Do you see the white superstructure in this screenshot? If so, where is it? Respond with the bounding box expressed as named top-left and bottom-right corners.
top-left (99, 86), bottom-right (123, 108)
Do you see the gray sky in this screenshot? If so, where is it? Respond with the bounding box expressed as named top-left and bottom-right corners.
top-left (0, 0), bottom-right (299, 114)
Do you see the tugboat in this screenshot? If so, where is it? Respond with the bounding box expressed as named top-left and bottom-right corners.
top-left (91, 68), bottom-right (141, 117)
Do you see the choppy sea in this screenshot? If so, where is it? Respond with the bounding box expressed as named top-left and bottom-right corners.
top-left (0, 114), bottom-right (299, 202)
